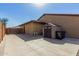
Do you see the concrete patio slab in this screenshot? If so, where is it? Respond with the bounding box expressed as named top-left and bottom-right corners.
top-left (0, 36), bottom-right (6, 56)
top-left (3, 34), bottom-right (79, 56)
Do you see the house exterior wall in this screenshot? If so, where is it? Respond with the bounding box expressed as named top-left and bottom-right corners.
top-left (25, 22), bottom-right (44, 35)
top-left (19, 25), bottom-right (25, 33)
top-left (25, 22), bottom-right (33, 35)
top-left (38, 15), bottom-right (79, 38)
top-left (51, 26), bottom-right (58, 38)
top-left (32, 23), bottom-right (44, 35)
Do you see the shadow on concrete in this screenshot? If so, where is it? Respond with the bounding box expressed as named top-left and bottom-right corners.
top-left (43, 38), bottom-right (66, 44)
top-left (16, 34), bottom-right (42, 42)
top-left (43, 37), bottom-right (79, 45)
top-left (16, 34), bottom-right (79, 45)
top-left (12, 34), bottom-right (79, 56)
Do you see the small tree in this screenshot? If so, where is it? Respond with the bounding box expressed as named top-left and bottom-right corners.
top-left (1, 18), bottom-right (8, 26)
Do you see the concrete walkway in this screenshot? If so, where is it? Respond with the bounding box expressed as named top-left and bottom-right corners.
top-left (3, 34), bottom-right (79, 56)
top-left (0, 37), bottom-right (5, 56)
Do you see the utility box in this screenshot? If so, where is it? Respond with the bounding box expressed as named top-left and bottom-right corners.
top-left (55, 31), bottom-right (65, 40)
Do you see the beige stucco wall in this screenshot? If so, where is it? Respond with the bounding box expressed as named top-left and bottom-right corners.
top-left (38, 15), bottom-right (79, 38)
top-left (25, 22), bottom-right (44, 35)
top-left (19, 25), bottom-right (25, 33)
top-left (25, 22), bottom-right (33, 35)
top-left (33, 23), bottom-right (44, 35)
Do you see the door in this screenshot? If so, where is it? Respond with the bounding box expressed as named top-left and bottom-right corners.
top-left (44, 26), bottom-right (52, 38)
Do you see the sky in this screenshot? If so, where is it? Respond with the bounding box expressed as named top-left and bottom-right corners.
top-left (0, 3), bottom-right (79, 27)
